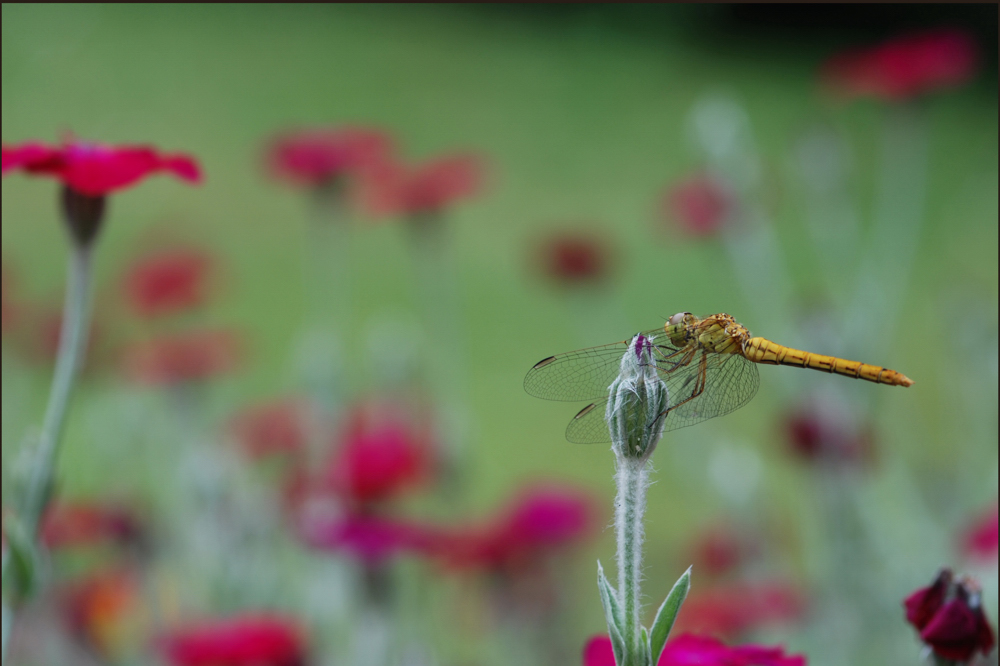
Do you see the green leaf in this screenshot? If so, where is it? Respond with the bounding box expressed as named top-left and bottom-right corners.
top-left (597, 561), bottom-right (625, 664)
top-left (641, 626), bottom-right (652, 666)
top-left (2, 514), bottom-right (39, 604)
top-left (649, 566), bottom-right (691, 663)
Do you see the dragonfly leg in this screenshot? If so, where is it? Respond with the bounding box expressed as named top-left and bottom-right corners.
top-left (653, 351), bottom-right (709, 427)
top-left (656, 346), bottom-right (697, 373)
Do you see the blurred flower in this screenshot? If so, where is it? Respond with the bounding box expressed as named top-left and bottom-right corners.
top-left (359, 153), bottom-right (485, 220)
top-left (41, 500), bottom-right (144, 551)
top-left (160, 614), bottom-right (307, 666)
top-left (821, 29), bottom-right (977, 101)
top-left (123, 246), bottom-right (214, 318)
top-left (230, 399), bottom-right (310, 460)
top-left (686, 523), bottom-right (760, 578)
top-left (583, 633), bottom-right (807, 666)
top-left (299, 511), bottom-right (439, 565)
top-left (321, 401), bottom-right (435, 506)
top-left (2, 139), bottom-right (201, 196)
top-left (441, 484), bottom-right (598, 572)
top-left (905, 569), bottom-right (995, 663)
top-left (783, 405), bottom-right (875, 467)
top-left (673, 581), bottom-right (808, 640)
top-left (664, 173), bottom-right (733, 237)
top-left (961, 502), bottom-right (998, 563)
top-left (122, 329), bottom-right (241, 385)
top-left (266, 126), bottom-right (393, 189)
top-left (61, 567), bottom-right (143, 659)
top-left (535, 230), bottom-right (615, 287)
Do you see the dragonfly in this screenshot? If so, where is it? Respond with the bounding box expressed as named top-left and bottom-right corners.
top-left (524, 312), bottom-right (914, 443)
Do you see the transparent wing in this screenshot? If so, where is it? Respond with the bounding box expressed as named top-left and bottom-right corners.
top-left (524, 327), bottom-right (682, 402)
top-left (562, 352), bottom-right (760, 443)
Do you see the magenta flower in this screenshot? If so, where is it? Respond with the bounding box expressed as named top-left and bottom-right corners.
top-left (230, 399), bottom-right (310, 460)
top-left (121, 329), bottom-right (241, 385)
top-left (783, 405), bottom-right (875, 467)
top-left (298, 511), bottom-right (439, 564)
top-left (663, 173), bottom-right (733, 238)
top-left (821, 29), bottom-right (977, 101)
top-left (686, 523), bottom-right (760, 579)
top-left (160, 614), bottom-right (307, 666)
top-left (583, 634), bottom-right (807, 666)
top-left (672, 581), bottom-right (808, 640)
top-left (266, 126), bottom-right (393, 188)
top-left (905, 569), bottom-right (995, 663)
top-left (960, 502), bottom-right (998, 563)
top-left (535, 230), bottom-right (615, 287)
top-left (122, 245), bottom-right (214, 318)
top-left (359, 153), bottom-right (485, 220)
top-left (2, 140), bottom-right (201, 196)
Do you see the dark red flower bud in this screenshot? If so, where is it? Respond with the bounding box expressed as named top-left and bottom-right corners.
top-left (905, 570), bottom-right (995, 663)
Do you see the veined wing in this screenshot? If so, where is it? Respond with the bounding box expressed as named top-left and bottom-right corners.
top-left (524, 327), bottom-right (683, 402)
top-left (565, 353), bottom-right (760, 443)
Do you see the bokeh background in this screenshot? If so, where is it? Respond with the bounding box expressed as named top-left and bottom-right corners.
top-left (2, 5), bottom-right (997, 666)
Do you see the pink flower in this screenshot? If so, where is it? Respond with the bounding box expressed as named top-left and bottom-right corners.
top-left (441, 485), bottom-right (597, 572)
top-left (266, 127), bottom-right (393, 188)
top-left (41, 501), bottom-right (144, 551)
top-left (123, 246), bottom-right (213, 318)
top-left (582, 634), bottom-right (807, 666)
top-left (821, 29), bottom-right (978, 101)
top-left (322, 401), bottom-right (434, 506)
top-left (122, 329), bottom-right (241, 385)
top-left (535, 231), bottom-right (615, 286)
top-left (359, 153), bottom-right (485, 219)
top-left (664, 173), bottom-right (733, 237)
top-left (673, 581), bottom-right (808, 640)
top-left (2, 140), bottom-right (201, 196)
top-left (160, 614), bottom-right (307, 666)
top-left (961, 502), bottom-right (998, 563)
top-left (230, 399), bottom-right (310, 460)
top-left (686, 523), bottom-right (759, 579)
top-left (299, 511), bottom-right (440, 564)
top-left (905, 569), bottom-right (995, 663)
top-left (783, 406), bottom-right (875, 467)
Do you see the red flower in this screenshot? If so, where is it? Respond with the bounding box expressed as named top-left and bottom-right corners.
top-left (821, 29), bottom-right (978, 101)
top-left (322, 402), bottom-right (434, 505)
top-left (536, 231), bottom-right (615, 286)
top-left (230, 399), bottom-right (310, 460)
top-left (783, 405), bottom-right (875, 467)
top-left (441, 485), bottom-right (597, 571)
top-left (160, 614), bottom-right (306, 666)
top-left (2, 140), bottom-right (201, 196)
top-left (123, 246), bottom-right (213, 318)
top-left (359, 153), bottom-right (485, 219)
top-left (673, 581), bottom-right (807, 640)
top-left (61, 567), bottom-right (142, 658)
top-left (687, 523), bottom-right (759, 578)
top-left (961, 502), bottom-right (998, 563)
top-left (582, 634), bottom-right (807, 666)
top-left (122, 329), bottom-right (241, 385)
top-left (905, 570), bottom-right (995, 663)
top-left (266, 127), bottom-right (393, 188)
top-left (298, 510), bottom-right (439, 564)
top-left (41, 501), bottom-right (144, 551)
top-left (664, 173), bottom-right (733, 237)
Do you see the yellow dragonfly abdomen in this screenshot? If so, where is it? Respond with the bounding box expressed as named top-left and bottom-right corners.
top-left (743, 337), bottom-right (914, 387)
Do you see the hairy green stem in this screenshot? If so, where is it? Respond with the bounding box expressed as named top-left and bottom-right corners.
top-left (2, 245), bottom-right (93, 665)
top-left (615, 456), bottom-right (649, 665)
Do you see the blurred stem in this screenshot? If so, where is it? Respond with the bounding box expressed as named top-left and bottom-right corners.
top-left (615, 457), bottom-right (649, 666)
top-left (1, 244), bottom-right (93, 665)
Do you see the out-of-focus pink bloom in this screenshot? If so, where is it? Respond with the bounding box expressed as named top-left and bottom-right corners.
top-left (441, 485), bottom-right (598, 572)
top-left (322, 402), bottom-right (434, 505)
top-left (122, 329), bottom-right (241, 385)
top-left (2, 140), bottom-right (201, 196)
top-left (961, 502), bottom-right (998, 563)
top-left (123, 246), bottom-right (213, 318)
top-left (582, 634), bottom-right (807, 666)
top-left (783, 406), bottom-right (875, 467)
top-left (230, 399), bottom-right (310, 460)
top-left (267, 126), bottom-right (393, 188)
top-left (535, 231), bottom-right (615, 287)
top-left (687, 523), bottom-right (759, 578)
top-left (41, 501), bottom-right (144, 551)
top-left (160, 614), bottom-right (307, 666)
top-left (299, 511), bottom-right (440, 564)
top-left (821, 29), bottom-right (977, 101)
top-left (664, 173), bottom-right (733, 237)
top-left (61, 567), bottom-right (142, 658)
top-left (359, 153), bottom-right (485, 219)
top-left (905, 569), bottom-right (995, 663)
top-left (673, 582), bottom-right (808, 640)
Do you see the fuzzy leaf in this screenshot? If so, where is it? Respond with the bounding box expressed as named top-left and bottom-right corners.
top-left (641, 626), bottom-right (652, 666)
top-left (597, 561), bottom-right (625, 664)
top-left (649, 566), bottom-right (691, 663)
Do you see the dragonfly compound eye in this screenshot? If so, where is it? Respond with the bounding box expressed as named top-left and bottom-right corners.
top-left (668, 312), bottom-right (690, 326)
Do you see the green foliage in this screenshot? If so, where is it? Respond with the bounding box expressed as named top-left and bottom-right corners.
top-left (648, 567), bottom-right (691, 664)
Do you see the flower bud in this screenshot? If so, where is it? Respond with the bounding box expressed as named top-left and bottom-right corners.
top-left (606, 334), bottom-right (669, 461)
